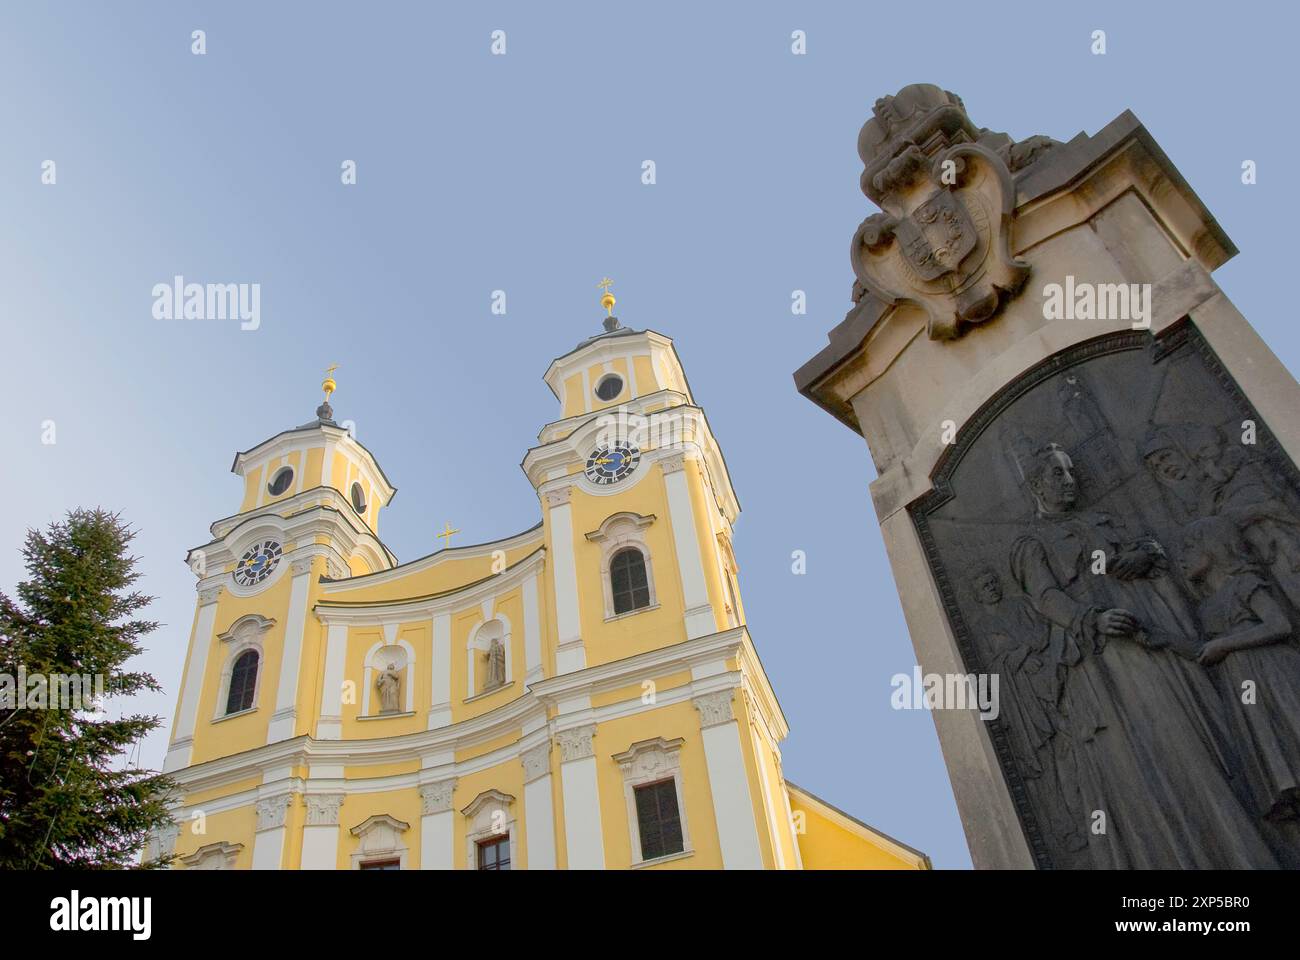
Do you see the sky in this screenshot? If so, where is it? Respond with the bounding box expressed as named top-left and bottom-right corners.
top-left (1, 1), bottom-right (1296, 870)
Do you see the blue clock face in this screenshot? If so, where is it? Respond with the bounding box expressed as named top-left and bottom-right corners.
top-left (234, 539), bottom-right (282, 587)
top-left (585, 443), bottom-right (641, 485)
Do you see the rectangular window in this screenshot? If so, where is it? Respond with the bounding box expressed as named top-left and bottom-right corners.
top-left (359, 858), bottom-right (400, 871)
top-left (476, 836), bottom-right (511, 871)
top-left (634, 779), bottom-right (684, 861)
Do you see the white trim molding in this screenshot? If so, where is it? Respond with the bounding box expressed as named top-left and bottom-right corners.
top-left (466, 614), bottom-right (513, 699)
top-left (213, 615), bottom-right (276, 722)
top-left (613, 737), bottom-right (693, 867)
top-left (586, 512), bottom-right (658, 619)
top-left (362, 633), bottom-right (416, 717)
top-left (461, 789), bottom-right (516, 870)
top-left (349, 814), bottom-right (411, 870)
top-left (557, 724), bottom-right (604, 869)
top-left (419, 777), bottom-right (457, 871)
top-left (521, 741), bottom-right (556, 869)
top-left (180, 841), bottom-right (243, 870)
top-left (693, 689), bottom-right (764, 869)
top-left (301, 793), bottom-right (345, 870)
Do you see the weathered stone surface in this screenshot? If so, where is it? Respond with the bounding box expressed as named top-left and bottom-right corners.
top-left (796, 85), bottom-right (1300, 868)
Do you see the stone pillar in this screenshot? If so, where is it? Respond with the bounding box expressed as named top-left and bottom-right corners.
top-left (523, 573), bottom-right (544, 685)
top-left (419, 778), bottom-right (457, 870)
top-left (428, 613), bottom-right (452, 729)
top-left (693, 689), bottom-right (763, 869)
top-left (317, 623), bottom-right (347, 739)
top-left (251, 793), bottom-right (294, 870)
top-left (556, 724), bottom-right (604, 868)
top-left (300, 793), bottom-right (343, 869)
top-left (164, 585), bottom-right (221, 772)
top-left (267, 557), bottom-right (314, 743)
top-left (521, 741), bottom-right (556, 870)
top-left (795, 84), bottom-right (1300, 870)
top-left (544, 487), bottom-right (586, 673)
top-left (661, 453), bottom-right (716, 639)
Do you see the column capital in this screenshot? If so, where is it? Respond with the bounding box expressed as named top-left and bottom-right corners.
top-left (304, 793), bottom-right (344, 826)
top-left (255, 793), bottom-right (295, 831)
top-left (693, 688), bottom-right (736, 729)
top-left (543, 485), bottom-right (572, 508)
top-left (555, 723), bottom-right (597, 762)
top-left (659, 451), bottom-right (688, 475)
top-left (420, 777), bottom-right (458, 816)
top-left (521, 741), bottom-right (552, 783)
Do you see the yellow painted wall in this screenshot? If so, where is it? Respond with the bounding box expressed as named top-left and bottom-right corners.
top-left (592, 700), bottom-right (724, 870)
top-left (789, 786), bottom-right (929, 870)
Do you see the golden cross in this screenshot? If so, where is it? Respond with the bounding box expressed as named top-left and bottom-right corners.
top-left (597, 277), bottom-right (616, 316)
top-left (437, 521), bottom-right (460, 547)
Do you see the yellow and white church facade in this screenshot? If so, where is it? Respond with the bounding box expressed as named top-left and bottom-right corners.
top-left (153, 293), bottom-right (929, 870)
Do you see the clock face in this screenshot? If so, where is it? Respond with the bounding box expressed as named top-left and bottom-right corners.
top-left (234, 539), bottom-right (283, 587)
top-left (585, 443), bottom-right (641, 486)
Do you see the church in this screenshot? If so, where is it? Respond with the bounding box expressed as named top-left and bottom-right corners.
top-left (151, 286), bottom-right (928, 870)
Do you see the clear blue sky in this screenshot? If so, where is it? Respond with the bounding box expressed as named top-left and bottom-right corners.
top-left (2, 1), bottom-right (1295, 869)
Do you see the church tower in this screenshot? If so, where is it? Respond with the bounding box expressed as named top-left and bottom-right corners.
top-left (153, 287), bottom-right (927, 871)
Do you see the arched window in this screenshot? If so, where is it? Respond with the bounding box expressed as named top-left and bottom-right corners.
top-left (226, 649), bottom-right (259, 715)
top-left (610, 548), bottom-right (651, 615)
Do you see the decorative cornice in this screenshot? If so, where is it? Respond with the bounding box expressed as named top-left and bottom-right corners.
top-left (349, 813), bottom-right (410, 838)
top-left (304, 793), bottom-right (344, 826)
top-left (314, 547), bottom-right (546, 625)
top-left (162, 630), bottom-right (771, 800)
top-left (419, 778), bottom-right (457, 816)
top-left (460, 788), bottom-right (515, 819)
top-left (555, 724), bottom-right (597, 762)
top-left (255, 793), bottom-right (294, 831)
top-left (521, 741), bottom-right (551, 783)
top-left (179, 841), bottom-right (243, 869)
top-left (217, 613), bottom-right (276, 644)
top-left (693, 689), bottom-right (735, 728)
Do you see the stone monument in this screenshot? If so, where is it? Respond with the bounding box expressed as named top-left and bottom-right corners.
top-left (795, 84), bottom-right (1300, 869)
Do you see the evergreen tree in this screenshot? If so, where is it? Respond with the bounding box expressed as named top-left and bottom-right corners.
top-left (0, 509), bottom-right (174, 868)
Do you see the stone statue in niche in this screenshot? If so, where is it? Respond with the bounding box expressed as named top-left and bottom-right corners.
top-left (376, 662), bottom-right (401, 714)
top-left (483, 638), bottom-right (506, 692)
top-left (912, 324), bottom-right (1300, 868)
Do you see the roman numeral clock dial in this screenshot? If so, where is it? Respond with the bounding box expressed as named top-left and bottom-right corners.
top-left (584, 442), bottom-right (640, 486)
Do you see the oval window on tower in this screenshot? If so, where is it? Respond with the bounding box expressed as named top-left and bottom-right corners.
top-left (267, 467), bottom-right (294, 496)
top-left (594, 374), bottom-right (623, 402)
top-left (351, 482), bottom-right (367, 514)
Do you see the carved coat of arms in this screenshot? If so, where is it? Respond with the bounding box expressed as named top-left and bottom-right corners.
top-left (852, 142), bottom-right (1028, 341)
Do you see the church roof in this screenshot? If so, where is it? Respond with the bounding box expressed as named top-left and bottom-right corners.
top-left (230, 414), bottom-right (398, 502)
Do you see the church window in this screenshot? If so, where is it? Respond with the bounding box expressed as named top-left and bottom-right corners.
top-left (634, 779), bottom-right (684, 860)
top-left (267, 466), bottom-right (294, 496)
top-left (225, 649), bottom-right (259, 715)
top-left (359, 858), bottom-right (400, 871)
top-left (614, 737), bottom-right (692, 865)
top-left (594, 373), bottom-right (624, 401)
top-left (350, 482), bottom-right (367, 514)
top-left (610, 548), bottom-right (651, 614)
top-left (476, 836), bottom-right (511, 870)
